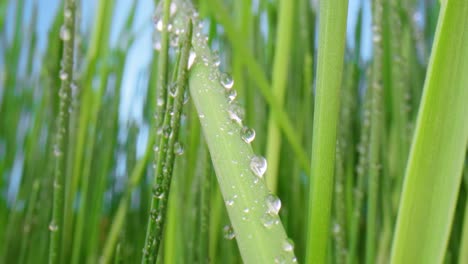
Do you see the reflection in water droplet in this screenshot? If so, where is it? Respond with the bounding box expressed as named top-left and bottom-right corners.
top-left (226, 89), bottom-right (237, 103)
top-left (169, 83), bottom-right (178, 97)
top-left (265, 194), bottom-right (281, 215)
top-left (250, 156), bottom-right (267, 178)
top-left (241, 126), bottom-right (256, 144)
top-left (220, 72), bottom-right (234, 89)
top-left (227, 103), bottom-right (244, 125)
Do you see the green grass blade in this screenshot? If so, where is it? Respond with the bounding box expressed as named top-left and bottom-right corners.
top-left (48, 0), bottom-right (76, 262)
top-left (264, 0), bottom-right (294, 193)
top-left (305, 0), bottom-right (349, 263)
top-left (189, 58), bottom-right (296, 264)
top-left (390, 0), bottom-right (468, 263)
top-left (187, 6), bottom-right (296, 263)
top-left (459, 170), bottom-right (468, 264)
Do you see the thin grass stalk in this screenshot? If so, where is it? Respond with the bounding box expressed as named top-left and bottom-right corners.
top-left (390, 0), bottom-right (468, 262)
top-left (305, 0), bottom-right (348, 263)
top-left (264, 0), bottom-right (294, 193)
top-left (155, 0), bottom-right (172, 145)
top-left (48, 0), bottom-right (76, 262)
top-left (63, 1), bottom-right (115, 256)
top-left (333, 63), bottom-right (356, 264)
top-left (142, 19), bottom-right (192, 263)
top-left (365, 0), bottom-right (384, 262)
top-left (156, 20), bottom-right (192, 258)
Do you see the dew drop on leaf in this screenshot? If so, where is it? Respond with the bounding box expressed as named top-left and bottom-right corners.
top-left (265, 193), bottom-right (281, 215)
top-left (283, 238), bottom-right (294, 252)
top-left (49, 222), bottom-right (59, 232)
top-left (219, 72), bottom-right (234, 89)
top-left (60, 25), bottom-right (71, 41)
top-left (250, 155), bottom-right (267, 178)
top-left (59, 70), bottom-right (68, 81)
top-left (226, 89), bottom-right (237, 103)
top-left (223, 225), bottom-right (235, 240)
top-left (225, 199), bottom-right (234, 206)
top-left (174, 142), bottom-right (184, 155)
top-left (241, 126), bottom-right (256, 144)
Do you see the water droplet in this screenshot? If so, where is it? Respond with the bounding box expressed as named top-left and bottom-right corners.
top-left (212, 52), bottom-right (221, 67)
top-left (60, 25), bottom-right (71, 41)
top-left (332, 223), bottom-right (341, 235)
top-left (243, 208), bottom-right (250, 213)
top-left (153, 144), bottom-right (159, 152)
top-left (241, 126), bottom-right (255, 144)
top-left (49, 222), bottom-right (59, 232)
top-left (226, 89), bottom-right (237, 103)
top-left (220, 73), bottom-right (234, 89)
top-left (265, 194), bottom-right (281, 215)
top-left (223, 225), bottom-right (235, 240)
top-left (64, 9), bottom-right (72, 19)
top-left (152, 185), bottom-right (164, 199)
top-left (169, 83), bottom-right (178, 97)
top-left (174, 142), bottom-right (184, 155)
top-left (227, 103), bottom-right (244, 125)
top-left (150, 209), bottom-right (158, 220)
top-left (153, 41), bottom-right (162, 51)
top-left (170, 2), bottom-right (177, 15)
top-left (157, 97), bottom-right (164, 106)
top-left (292, 257), bottom-right (298, 262)
top-left (250, 156), bottom-right (267, 178)
top-left (170, 34), bottom-right (179, 47)
top-left (283, 238), bottom-right (294, 252)
top-left (226, 199), bottom-right (234, 206)
top-left (188, 51), bottom-right (197, 69)
top-left (59, 70), bottom-right (68, 81)
top-left (155, 214), bottom-right (162, 222)
top-left (53, 145), bottom-right (63, 157)
top-left (156, 20), bottom-right (163, 31)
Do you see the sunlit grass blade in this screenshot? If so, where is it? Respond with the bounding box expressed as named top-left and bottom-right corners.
top-left (186, 4), bottom-right (296, 262)
top-left (390, 0), bottom-right (468, 263)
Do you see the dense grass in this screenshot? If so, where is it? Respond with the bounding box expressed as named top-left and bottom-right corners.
top-left (0, 0), bottom-right (467, 263)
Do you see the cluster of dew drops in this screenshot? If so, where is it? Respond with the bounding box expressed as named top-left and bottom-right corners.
top-left (152, 1), bottom-right (295, 262)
